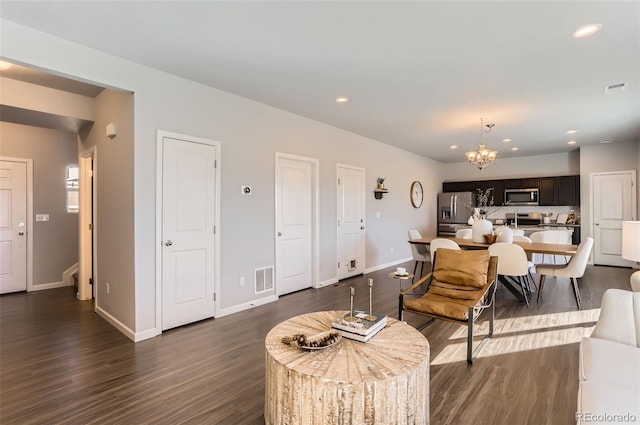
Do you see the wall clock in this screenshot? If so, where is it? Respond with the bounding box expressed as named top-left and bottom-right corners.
top-left (410, 181), bottom-right (423, 208)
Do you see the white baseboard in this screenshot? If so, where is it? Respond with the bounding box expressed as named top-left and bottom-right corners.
top-left (134, 327), bottom-right (161, 342)
top-left (30, 281), bottom-right (70, 291)
top-left (315, 258), bottom-right (414, 288)
top-left (314, 277), bottom-right (338, 288)
top-left (217, 295), bottom-right (279, 318)
top-left (364, 256), bottom-right (413, 274)
top-left (62, 263), bottom-right (79, 287)
top-left (96, 305), bottom-right (136, 342)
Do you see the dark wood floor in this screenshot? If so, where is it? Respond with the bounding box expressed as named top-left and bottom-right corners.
top-left (0, 262), bottom-right (634, 425)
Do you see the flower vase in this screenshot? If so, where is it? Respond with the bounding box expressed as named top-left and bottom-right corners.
top-left (472, 217), bottom-right (493, 243)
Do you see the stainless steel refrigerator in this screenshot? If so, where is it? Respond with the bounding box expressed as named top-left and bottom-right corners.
top-left (437, 192), bottom-right (474, 236)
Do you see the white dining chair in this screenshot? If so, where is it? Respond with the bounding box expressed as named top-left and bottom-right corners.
top-left (455, 228), bottom-right (473, 239)
top-left (530, 230), bottom-right (572, 265)
top-left (536, 237), bottom-right (594, 309)
top-left (512, 228), bottom-right (525, 237)
top-left (408, 229), bottom-right (429, 279)
top-left (513, 235), bottom-right (537, 286)
top-left (513, 235), bottom-right (532, 243)
top-left (429, 238), bottom-right (461, 268)
top-left (488, 242), bottom-right (535, 306)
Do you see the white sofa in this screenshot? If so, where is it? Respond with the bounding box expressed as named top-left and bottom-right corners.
top-left (577, 289), bottom-right (640, 425)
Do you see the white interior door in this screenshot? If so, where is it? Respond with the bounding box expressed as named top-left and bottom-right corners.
top-left (276, 155), bottom-right (315, 295)
top-left (592, 171), bottom-right (636, 266)
top-left (161, 136), bottom-right (217, 330)
top-left (337, 164), bottom-right (365, 280)
top-left (0, 160), bottom-right (27, 294)
top-left (78, 150), bottom-right (95, 301)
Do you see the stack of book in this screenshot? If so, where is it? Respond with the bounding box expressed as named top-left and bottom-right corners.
top-left (331, 311), bottom-right (388, 342)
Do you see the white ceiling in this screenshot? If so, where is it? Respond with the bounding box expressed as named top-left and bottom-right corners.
top-left (1, 1), bottom-right (639, 163)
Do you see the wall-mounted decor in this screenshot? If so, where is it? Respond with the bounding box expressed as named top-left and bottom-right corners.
top-left (410, 181), bottom-right (423, 208)
top-left (374, 177), bottom-right (388, 199)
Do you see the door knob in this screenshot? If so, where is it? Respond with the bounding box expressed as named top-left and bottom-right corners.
top-left (164, 240), bottom-right (173, 246)
top-left (277, 232), bottom-right (282, 236)
top-left (18, 231), bottom-right (25, 236)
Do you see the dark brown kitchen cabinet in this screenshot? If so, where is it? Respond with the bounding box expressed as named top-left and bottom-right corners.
top-left (443, 180), bottom-right (505, 205)
top-left (505, 178), bottom-right (538, 189)
top-left (539, 177), bottom-right (556, 206)
top-left (442, 181), bottom-right (473, 193)
top-left (539, 175), bottom-right (580, 206)
top-left (443, 175), bottom-right (579, 206)
top-left (557, 175), bottom-right (580, 206)
top-left (484, 180), bottom-right (505, 206)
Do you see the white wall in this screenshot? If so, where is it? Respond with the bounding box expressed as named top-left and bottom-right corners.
top-left (80, 89), bottom-right (135, 329)
top-left (0, 76), bottom-right (94, 121)
top-left (441, 151), bottom-right (580, 181)
top-left (1, 20), bottom-right (439, 338)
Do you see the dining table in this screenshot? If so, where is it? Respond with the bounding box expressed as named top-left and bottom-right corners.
top-left (408, 236), bottom-right (577, 256)
top-left (408, 236), bottom-right (578, 302)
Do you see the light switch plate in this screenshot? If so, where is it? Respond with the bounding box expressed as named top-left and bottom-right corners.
top-left (36, 214), bottom-right (50, 222)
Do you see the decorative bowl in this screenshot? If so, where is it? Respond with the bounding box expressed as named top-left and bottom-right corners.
top-left (484, 234), bottom-right (497, 244)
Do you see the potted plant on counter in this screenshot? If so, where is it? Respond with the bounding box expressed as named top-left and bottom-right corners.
top-left (472, 188), bottom-right (495, 242)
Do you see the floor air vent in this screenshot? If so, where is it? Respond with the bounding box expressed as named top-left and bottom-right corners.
top-left (255, 266), bottom-right (274, 294)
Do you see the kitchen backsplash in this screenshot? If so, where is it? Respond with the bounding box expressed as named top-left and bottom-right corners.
top-left (483, 206), bottom-right (579, 223)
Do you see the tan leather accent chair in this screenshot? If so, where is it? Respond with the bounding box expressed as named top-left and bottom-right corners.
top-left (399, 248), bottom-right (498, 364)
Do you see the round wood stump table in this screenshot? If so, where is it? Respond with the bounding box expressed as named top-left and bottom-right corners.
top-left (264, 311), bottom-right (430, 425)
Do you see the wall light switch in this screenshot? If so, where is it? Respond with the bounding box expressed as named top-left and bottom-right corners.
top-left (36, 214), bottom-right (50, 222)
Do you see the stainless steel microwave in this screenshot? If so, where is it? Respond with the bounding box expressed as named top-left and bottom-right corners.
top-left (504, 188), bottom-right (539, 205)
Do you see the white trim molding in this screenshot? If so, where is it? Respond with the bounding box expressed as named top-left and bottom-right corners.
top-left (316, 277), bottom-right (339, 288)
top-left (364, 257), bottom-right (413, 274)
top-left (217, 295), bottom-right (279, 318)
top-left (62, 262), bottom-right (79, 287)
top-left (96, 305), bottom-right (136, 341)
top-left (31, 281), bottom-right (69, 291)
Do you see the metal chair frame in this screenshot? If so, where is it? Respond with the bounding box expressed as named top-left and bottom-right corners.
top-left (399, 255), bottom-right (498, 364)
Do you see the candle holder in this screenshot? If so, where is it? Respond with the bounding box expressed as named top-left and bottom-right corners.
top-left (363, 278), bottom-right (376, 321)
top-left (343, 286), bottom-right (360, 322)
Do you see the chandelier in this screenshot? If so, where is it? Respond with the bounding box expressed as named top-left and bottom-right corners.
top-left (465, 118), bottom-right (497, 170)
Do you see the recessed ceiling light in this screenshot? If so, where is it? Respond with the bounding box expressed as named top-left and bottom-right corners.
top-left (566, 130), bottom-right (577, 135)
top-left (572, 24), bottom-right (602, 38)
top-left (502, 138), bottom-right (512, 143)
top-left (450, 145), bottom-right (458, 150)
top-left (568, 140), bottom-right (577, 145)
top-left (600, 139), bottom-right (613, 144)
top-left (0, 61), bottom-right (13, 70)
top-left (335, 96), bottom-right (349, 104)
top-left (511, 147), bottom-right (519, 151)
